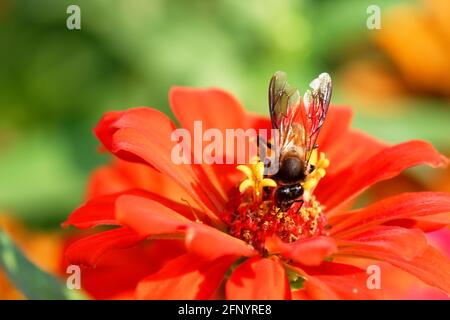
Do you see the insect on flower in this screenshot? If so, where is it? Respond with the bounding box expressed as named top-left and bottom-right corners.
top-left (265, 71), bottom-right (332, 212)
top-left (234, 72), bottom-right (332, 249)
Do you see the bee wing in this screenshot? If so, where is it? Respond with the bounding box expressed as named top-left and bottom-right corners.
top-left (301, 72), bottom-right (332, 161)
top-left (268, 71), bottom-right (301, 131)
top-left (268, 71), bottom-right (332, 164)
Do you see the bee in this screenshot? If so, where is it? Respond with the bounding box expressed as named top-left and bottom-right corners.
top-left (264, 71), bottom-right (332, 211)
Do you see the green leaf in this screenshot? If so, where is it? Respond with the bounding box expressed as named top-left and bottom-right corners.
top-left (0, 229), bottom-right (87, 300)
top-left (286, 268), bottom-right (305, 290)
top-left (225, 256), bottom-right (248, 278)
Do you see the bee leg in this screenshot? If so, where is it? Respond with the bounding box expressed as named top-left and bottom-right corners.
top-left (293, 200), bottom-right (304, 214)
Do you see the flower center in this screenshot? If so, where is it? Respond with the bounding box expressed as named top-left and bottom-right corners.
top-left (223, 151), bottom-right (329, 252)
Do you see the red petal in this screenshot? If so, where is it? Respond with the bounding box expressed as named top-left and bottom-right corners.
top-left (64, 193), bottom-right (118, 229)
top-left (396, 213), bottom-right (450, 232)
top-left (337, 226), bottom-right (428, 261)
top-left (349, 245), bottom-right (450, 294)
top-left (64, 239), bottom-right (185, 299)
top-left (204, 112), bottom-right (273, 195)
top-left (226, 256), bottom-right (291, 300)
top-left (63, 189), bottom-right (152, 229)
top-left (266, 236), bottom-right (337, 266)
top-left (170, 88), bottom-right (278, 198)
top-left (323, 130), bottom-right (387, 176)
top-left (336, 226), bottom-right (450, 294)
top-left (289, 262), bottom-right (381, 300)
top-left (291, 289), bottom-right (311, 300)
top-left (395, 246), bottom-right (450, 294)
top-left (116, 195), bottom-right (256, 259)
top-left (87, 160), bottom-right (195, 204)
top-left (65, 227), bottom-right (144, 267)
top-left (136, 254), bottom-right (235, 299)
top-left (185, 223), bottom-right (257, 260)
top-left (94, 111), bottom-right (124, 155)
top-left (169, 87), bottom-right (247, 134)
top-left (316, 106), bottom-right (353, 156)
top-left (116, 195), bottom-right (191, 236)
top-left (300, 260), bottom-right (366, 276)
top-left (305, 273), bottom-right (379, 300)
top-left (316, 140), bottom-right (448, 213)
top-left (94, 107), bottom-right (225, 226)
top-left (87, 163), bottom-right (131, 199)
top-left (64, 189), bottom-right (204, 229)
top-left (246, 112), bottom-right (272, 133)
top-left (331, 192), bottom-right (450, 236)
top-left (298, 276), bottom-right (340, 299)
top-left (170, 87), bottom-right (246, 164)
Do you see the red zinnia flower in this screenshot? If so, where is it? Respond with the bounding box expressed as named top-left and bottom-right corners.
top-left (63, 84), bottom-right (450, 300)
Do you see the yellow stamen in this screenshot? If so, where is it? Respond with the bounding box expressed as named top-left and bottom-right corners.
top-left (302, 150), bottom-right (330, 202)
top-left (238, 179), bottom-right (255, 193)
top-left (236, 165), bottom-right (253, 180)
top-left (237, 158), bottom-right (277, 203)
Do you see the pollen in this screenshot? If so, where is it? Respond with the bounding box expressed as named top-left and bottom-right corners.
top-left (225, 153), bottom-right (329, 253)
top-left (237, 158), bottom-right (277, 203)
